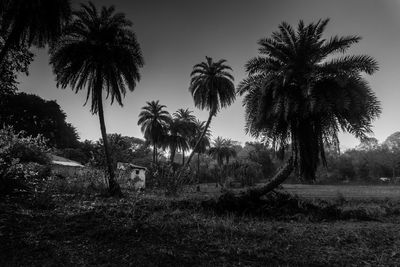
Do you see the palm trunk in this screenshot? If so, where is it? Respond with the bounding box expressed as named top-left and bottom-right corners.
top-left (182, 150), bottom-right (185, 165)
top-left (170, 143), bottom-right (176, 163)
top-left (97, 95), bottom-right (122, 197)
top-left (153, 143), bottom-right (156, 164)
top-left (184, 112), bottom-right (213, 169)
top-left (197, 152), bottom-right (200, 182)
top-left (245, 157), bottom-right (294, 199)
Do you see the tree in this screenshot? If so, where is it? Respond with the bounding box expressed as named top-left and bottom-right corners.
top-left (0, 43), bottom-right (33, 95)
top-left (184, 57), bottom-right (236, 168)
top-left (138, 100), bottom-right (171, 164)
top-left (0, 0), bottom-right (71, 64)
top-left (173, 108), bottom-right (196, 164)
top-left (208, 137), bottom-right (237, 166)
top-left (0, 92), bottom-right (80, 148)
top-left (238, 19), bottom-right (381, 197)
top-left (50, 2), bottom-right (144, 196)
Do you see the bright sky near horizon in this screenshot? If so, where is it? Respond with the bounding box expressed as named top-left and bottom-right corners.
top-left (16, 0), bottom-right (400, 150)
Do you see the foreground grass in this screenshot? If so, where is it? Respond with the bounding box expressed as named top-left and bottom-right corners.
top-left (1, 190), bottom-right (400, 266)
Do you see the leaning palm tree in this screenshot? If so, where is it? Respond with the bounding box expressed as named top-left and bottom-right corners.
top-left (138, 100), bottom-right (171, 164)
top-left (238, 19), bottom-right (381, 197)
top-left (0, 0), bottom-right (71, 64)
top-left (173, 108), bottom-right (196, 164)
top-left (50, 2), bottom-right (144, 196)
top-left (184, 57), bottom-right (236, 168)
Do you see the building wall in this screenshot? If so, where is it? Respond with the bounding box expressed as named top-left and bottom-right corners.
top-left (130, 169), bottom-right (146, 189)
top-left (52, 165), bottom-right (84, 177)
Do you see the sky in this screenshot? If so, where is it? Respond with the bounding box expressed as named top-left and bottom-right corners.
top-left (16, 0), bottom-right (400, 150)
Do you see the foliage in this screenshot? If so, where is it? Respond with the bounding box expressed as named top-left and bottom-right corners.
top-left (147, 162), bottom-right (192, 195)
top-left (0, 92), bottom-right (80, 148)
top-left (0, 40), bottom-right (33, 95)
top-left (0, 127), bottom-right (50, 196)
top-left (238, 19), bottom-right (381, 182)
top-left (208, 137), bottom-right (238, 166)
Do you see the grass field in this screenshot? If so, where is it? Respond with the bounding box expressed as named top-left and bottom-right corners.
top-left (198, 183), bottom-right (400, 200)
top-left (3, 183), bottom-right (400, 266)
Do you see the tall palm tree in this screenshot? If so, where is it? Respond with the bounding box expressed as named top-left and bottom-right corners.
top-left (238, 19), bottom-right (381, 197)
top-left (173, 108), bottom-right (196, 164)
top-left (0, 0), bottom-right (71, 64)
top-left (184, 57), bottom-right (236, 168)
top-left (50, 2), bottom-right (144, 196)
top-left (191, 119), bottom-right (211, 178)
top-left (138, 100), bottom-right (171, 164)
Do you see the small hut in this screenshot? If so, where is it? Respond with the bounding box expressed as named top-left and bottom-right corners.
top-left (50, 155), bottom-right (84, 177)
top-left (117, 162), bottom-right (147, 189)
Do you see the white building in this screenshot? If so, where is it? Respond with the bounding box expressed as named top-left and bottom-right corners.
top-left (50, 155), bottom-right (84, 177)
top-left (117, 162), bottom-right (147, 189)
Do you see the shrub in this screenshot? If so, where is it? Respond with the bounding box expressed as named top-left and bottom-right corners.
top-left (0, 127), bottom-right (50, 196)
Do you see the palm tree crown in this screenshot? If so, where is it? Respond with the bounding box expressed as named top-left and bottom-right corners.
top-left (50, 1), bottom-right (144, 114)
top-left (238, 19), bottom-right (381, 181)
top-left (208, 137), bottom-right (237, 166)
top-left (190, 57), bottom-right (236, 115)
top-left (0, 0), bottom-right (71, 63)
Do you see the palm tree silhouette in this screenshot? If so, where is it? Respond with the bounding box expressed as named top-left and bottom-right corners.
top-left (50, 2), bottom-right (144, 196)
top-left (184, 57), bottom-right (236, 168)
top-left (138, 100), bottom-right (171, 164)
top-left (0, 0), bottom-right (71, 64)
top-left (173, 108), bottom-right (196, 165)
top-left (208, 137), bottom-right (237, 166)
top-left (238, 19), bottom-right (381, 196)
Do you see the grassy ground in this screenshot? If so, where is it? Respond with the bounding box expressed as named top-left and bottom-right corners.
top-left (199, 183), bottom-right (400, 200)
top-left (2, 186), bottom-right (400, 266)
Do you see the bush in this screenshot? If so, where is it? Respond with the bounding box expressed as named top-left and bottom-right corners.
top-left (0, 127), bottom-right (50, 196)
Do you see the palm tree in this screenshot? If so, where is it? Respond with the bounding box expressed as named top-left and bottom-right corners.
top-left (208, 137), bottom-right (237, 165)
top-left (191, 119), bottom-right (211, 179)
top-left (184, 57), bottom-right (236, 169)
top-left (164, 117), bottom-right (190, 164)
top-left (0, 0), bottom-right (71, 64)
top-left (238, 19), bottom-right (381, 197)
top-left (138, 100), bottom-right (171, 164)
top-left (50, 2), bottom-right (144, 196)
top-left (173, 108), bottom-right (196, 164)
top-left (208, 137), bottom-right (227, 167)
top-left (222, 138), bottom-right (238, 165)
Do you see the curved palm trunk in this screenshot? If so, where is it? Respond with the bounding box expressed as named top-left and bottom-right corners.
top-left (244, 157), bottom-right (294, 199)
top-left (97, 93), bottom-right (122, 197)
top-left (184, 112), bottom-right (213, 169)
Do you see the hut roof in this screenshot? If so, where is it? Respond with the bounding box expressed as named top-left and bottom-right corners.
top-left (50, 155), bottom-right (84, 167)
